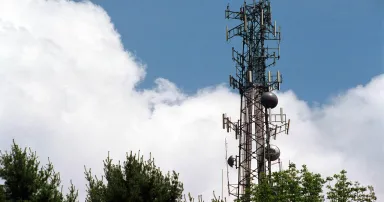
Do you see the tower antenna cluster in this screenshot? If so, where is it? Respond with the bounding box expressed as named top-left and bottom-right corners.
top-left (222, 0), bottom-right (291, 201)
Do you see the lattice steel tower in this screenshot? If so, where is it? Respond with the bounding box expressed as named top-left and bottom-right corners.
top-left (222, 0), bottom-right (290, 201)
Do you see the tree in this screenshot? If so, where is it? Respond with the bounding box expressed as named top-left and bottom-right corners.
top-left (0, 140), bottom-right (78, 202)
top-left (244, 163), bottom-right (325, 202)
top-left (240, 163), bottom-right (376, 202)
top-left (299, 165), bottom-right (326, 201)
top-left (0, 140), bottom-right (217, 202)
top-left (0, 185), bottom-right (5, 201)
top-left (5, 140), bottom-right (374, 202)
top-left (326, 170), bottom-right (377, 202)
top-left (0, 140), bottom-right (230, 202)
top-left (84, 151), bottom-right (184, 202)
top-left (181, 192), bottom-right (227, 202)
top-left (242, 163), bottom-right (325, 202)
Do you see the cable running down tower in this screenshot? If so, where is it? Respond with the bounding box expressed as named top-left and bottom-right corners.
top-left (222, 0), bottom-right (290, 201)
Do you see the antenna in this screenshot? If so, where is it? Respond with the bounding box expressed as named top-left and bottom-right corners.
top-left (225, 138), bottom-right (231, 196)
top-left (222, 1), bottom-right (291, 201)
top-left (222, 169), bottom-right (224, 200)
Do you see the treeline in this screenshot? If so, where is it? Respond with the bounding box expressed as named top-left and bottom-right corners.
top-left (242, 164), bottom-right (376, 202)
top-left (0, 140), bottom-right (377, 202)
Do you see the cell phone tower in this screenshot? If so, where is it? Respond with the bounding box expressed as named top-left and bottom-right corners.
top-left (222, 0), bottom-right (290, 201)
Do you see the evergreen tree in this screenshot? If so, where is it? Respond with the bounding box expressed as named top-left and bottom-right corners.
top-left (0, 140), bottom-right (78, 202)
top-left (0, 184), bottom-right (5, 201)
top-left (0, 140), bottom-right (377, 202)
top-left (84, 151), bottom-right (184, 202)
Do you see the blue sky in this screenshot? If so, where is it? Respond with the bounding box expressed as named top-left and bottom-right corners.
top-left (0, 1), bottom-right (383, 200)
top-left (90, 0), bottom-right (382, 103)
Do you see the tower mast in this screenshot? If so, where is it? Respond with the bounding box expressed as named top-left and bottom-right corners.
top-left (223, 0), bottom-right (290, 201)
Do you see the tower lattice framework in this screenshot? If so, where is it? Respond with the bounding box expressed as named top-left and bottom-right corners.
top-left (222, 0), bottom-right (290, 201)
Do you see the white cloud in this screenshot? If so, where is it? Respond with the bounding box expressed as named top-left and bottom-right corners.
top-left (0, 0), bottom-right (382, 201)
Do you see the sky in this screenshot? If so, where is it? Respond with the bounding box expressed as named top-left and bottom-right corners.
top-left (0, 0), bottom-right (382, 201)
top-left (90, 0), bottom-right (383, 104)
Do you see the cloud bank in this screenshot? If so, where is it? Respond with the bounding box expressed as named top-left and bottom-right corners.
top-left (0, 0), bottom-right (382, 201)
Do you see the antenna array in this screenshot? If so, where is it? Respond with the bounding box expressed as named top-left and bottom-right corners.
top-left (222, 0), bottom-right (291, 201)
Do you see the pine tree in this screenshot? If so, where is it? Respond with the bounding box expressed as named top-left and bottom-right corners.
top-left (84, 151), bottom-right (184, 202)
top-left (0, 140), bottom-right (78, 202)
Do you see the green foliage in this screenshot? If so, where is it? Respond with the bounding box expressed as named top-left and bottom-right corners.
top-left (246, 163), bottom-right (325, 202)
top-left (0, 140), bottom-right (376, 202)
top-left (84, 151), bottom-right (184, 202)
top-left (300, 165), bottom-right (325, 201)
top-left (0, 184), bottom-right (5, 202)
top-left (0, 140), bottom-right (78, 202)
top-left (209, 191), bottom-right (227, 202)
top-left (180, 191), bottom-right (227, 202)
top-left (239, 163), bottom-right (376, 202)
top-left (326, 170), bottom-right (377, 202)
top-left (64, 181), bottom-right (79, 202)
